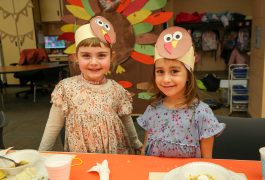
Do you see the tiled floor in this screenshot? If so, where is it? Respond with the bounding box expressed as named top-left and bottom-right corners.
top-left (1, 87), bottom-right (64, 151)
top-left (1, 74), bottom-right (247, 151)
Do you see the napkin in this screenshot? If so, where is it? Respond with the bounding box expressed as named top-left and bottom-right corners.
top-left (0, 147), bottom-right (13, 156)
top-left (88, 159), bottom-right (110, 180)
top-left (149, 172), bottom-right (165, 180)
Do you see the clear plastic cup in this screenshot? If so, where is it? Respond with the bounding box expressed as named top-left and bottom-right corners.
top-left (259, 147), bottom-right (265, 180)
top-left (44, 154), bottom-right (73, 180)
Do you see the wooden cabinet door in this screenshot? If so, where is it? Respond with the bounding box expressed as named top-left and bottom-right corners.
top-left (39, 0), bottom-right (63, 22)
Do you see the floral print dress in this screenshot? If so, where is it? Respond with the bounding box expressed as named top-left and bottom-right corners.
top-left (51, 75), bottom-right (133, 153)
top-left (137, 101), bottom-right (225, 158)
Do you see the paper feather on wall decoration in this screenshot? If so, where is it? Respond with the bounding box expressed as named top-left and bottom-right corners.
top-left (59, 0), bottom-right (173, 74)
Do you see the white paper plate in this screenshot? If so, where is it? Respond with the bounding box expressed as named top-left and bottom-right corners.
top-left (6, 156), bottom-right (48, 180)
top-left (163, 162), bottom-right (247, 180)
top-left (0, 150), bottom-right (41, 176)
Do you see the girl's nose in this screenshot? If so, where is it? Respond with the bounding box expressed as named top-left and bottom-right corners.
top-left (163, 73), bottom-right (171, 82)
top-left (90, 57), bottom-right (98, 65)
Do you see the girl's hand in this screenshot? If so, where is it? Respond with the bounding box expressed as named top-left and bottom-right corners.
top-left (200, 136), bottom-right (214, 158)
top-left (140, 146), bottom-right (146, 155)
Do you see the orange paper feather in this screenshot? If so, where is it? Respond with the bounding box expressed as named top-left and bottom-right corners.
top-left (66, 0), bottom-right (83, 7)
top-left (144, 12), bottom-right (173, 25)
top-left (118, 81), bottom-right (133, 88)
top-left (131, 51), bottom-right (154, 64)
top-left (116, 0), bottom-right (131, 13)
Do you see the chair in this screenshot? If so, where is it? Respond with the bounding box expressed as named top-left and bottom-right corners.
top-left (34, 61), bottom-right (64, 99)
top-left (213, 115), bottom-right (265, 160)
top-left (12, 48), bottom-right (50, 102)
top-left (0, 79), bottom-right (7, 109)
top-left (0, 111), bottom-right (8, 149)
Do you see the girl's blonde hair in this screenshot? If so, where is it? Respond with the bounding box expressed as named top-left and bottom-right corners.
top-left (150, 60), bottom-right (199, 107)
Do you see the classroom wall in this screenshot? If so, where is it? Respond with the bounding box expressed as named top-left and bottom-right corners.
top-left (165, 0), bottom-right (252, 71)
top-left (248, 0), bottom-right (265, 117)
top-left (166, 0), bottom-right (252, 19)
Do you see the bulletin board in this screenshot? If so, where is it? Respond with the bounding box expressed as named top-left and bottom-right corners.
top-left (59, 0), bottom-right (173, 114)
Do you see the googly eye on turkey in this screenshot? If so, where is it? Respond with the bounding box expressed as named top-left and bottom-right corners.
top-left (104, 23), bottom-right (110, 31)
top-left (173, 31), bottom-right (182, 40)
top-left (95, 19), bottom-right (104, 26)
top-left (164, 34), bottom-right (173, 43)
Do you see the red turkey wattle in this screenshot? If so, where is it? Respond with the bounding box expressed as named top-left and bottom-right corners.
top-left (104, 34), bottom-right (111, 44)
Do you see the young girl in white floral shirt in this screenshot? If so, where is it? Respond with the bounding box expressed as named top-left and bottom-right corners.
top-left (39, 16), bottom-right (142, 153)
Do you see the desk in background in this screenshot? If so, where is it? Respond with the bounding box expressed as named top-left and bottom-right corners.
top-left (48, 54), bottom-right (69, 63)
top-left (0, 64), bottom-right (68, 74)
top-left (0, 64), bottom-right (68, 105)
top-left (45, 153), bottom-right (261, 180)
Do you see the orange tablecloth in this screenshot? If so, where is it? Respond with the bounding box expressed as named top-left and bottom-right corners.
top-left (68, 153), bottom-right (261, 180)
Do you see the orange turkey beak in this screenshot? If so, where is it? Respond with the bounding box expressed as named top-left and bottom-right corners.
top-left (171, 40), bottom-right (178, 48)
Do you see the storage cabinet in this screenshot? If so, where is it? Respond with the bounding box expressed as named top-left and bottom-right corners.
top-left (39, 0), bottom-right (64, 22)
top-left (228, 64), bottom-right (249, 114)
top-left (174, 20), bottom-right (251, 71)
top-left (0, 0), bottom-right (36, 84)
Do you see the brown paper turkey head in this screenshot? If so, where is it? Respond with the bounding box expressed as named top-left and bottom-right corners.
top-left (90, 16), bottom-right (116, 45)
top-left (156, 26), bottom-right (192, 59)
top-left (97, 11), bottom-right (135, 65)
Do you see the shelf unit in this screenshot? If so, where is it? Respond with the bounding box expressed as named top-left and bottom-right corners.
top-left (174, 20), bottom-right (251, 30)
top-left (228, 64), bottom-right (249, 114)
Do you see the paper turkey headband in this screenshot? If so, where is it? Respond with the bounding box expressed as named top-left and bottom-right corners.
top-left (154, 26), bottom-right (195, 71)
top-left (75, 16), bottom-right (116, 47)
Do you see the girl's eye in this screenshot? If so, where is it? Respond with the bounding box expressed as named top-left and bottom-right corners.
top-left (171, 69), bottom-right (179, 74)
top-left (98, 54), bottom-right (107, 59)
top-left (155, 70), bottom-right (164, 74)
top-left (81, 54), bottom-right (91, 59)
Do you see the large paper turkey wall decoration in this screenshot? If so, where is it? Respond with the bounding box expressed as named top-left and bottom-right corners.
top-left (59, 0), bottom-right (173, 76)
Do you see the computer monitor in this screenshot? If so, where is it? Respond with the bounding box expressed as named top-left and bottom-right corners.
top-left (44, 35), bottom-right (66, 49)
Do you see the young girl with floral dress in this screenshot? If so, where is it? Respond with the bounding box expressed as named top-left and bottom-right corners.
top-left (39, 16), bottom-right (142, 153)
top-left (137, 26), bottom-right (225, 158)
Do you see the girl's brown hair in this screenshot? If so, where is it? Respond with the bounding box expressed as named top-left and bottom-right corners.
top-left (76, 37), bottom-right (111, 54)
top-left (150, 60), bottom-right (199, 107)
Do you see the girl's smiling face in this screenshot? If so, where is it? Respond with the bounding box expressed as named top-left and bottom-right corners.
top-left (155, 58), bottom-right (188, 100)
top-left (77, 43), bottom-right (111, 82)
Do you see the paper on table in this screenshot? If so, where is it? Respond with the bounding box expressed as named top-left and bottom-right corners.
top-left (0, 147), bottom-right (13, 156)
top-left (149, 172), bottom-right (165, 180)
top-left (149, 171), bottom-right (247, 180)
top-left (88, 159), bottom-right (110, 180)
